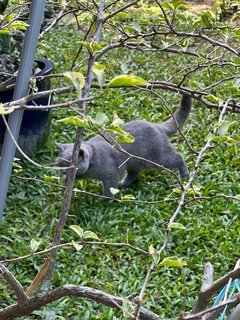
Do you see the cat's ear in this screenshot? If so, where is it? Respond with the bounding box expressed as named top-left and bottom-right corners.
top-left (79, 148), bottom-right (85, 158)
top-left (55, 142), bottom-right (67, 151)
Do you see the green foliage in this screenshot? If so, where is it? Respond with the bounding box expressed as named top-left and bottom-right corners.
top-left (58, 112), bottom-right (135, 144)
top-left (0, 5), bottom-right (28, 81)
top-left (63, 71), bottom-right (85, 97)
top-left (93, 62), bottom-right (105, 88)
top-left (159, 256), bottom-right (187, 268)
top-left (168, 222), bottom-right (186, 230)
top-left (215, 0), bottom-right (240, 21)
top-left (0, 1), bottom-right (240, 319)
top-left (201, 10), bottom-right (216, 28)
top-left (30, 239), bottom-right (42, 253)
top-left (70, 225), bottom-right (99, 241)
top-left (108, 74), bottom-right (148, 87)
top-left (121, 298), bottom-right (134, 319)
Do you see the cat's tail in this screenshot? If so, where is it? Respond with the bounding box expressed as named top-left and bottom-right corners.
top-left (159, 94), bottom-right (192, 136)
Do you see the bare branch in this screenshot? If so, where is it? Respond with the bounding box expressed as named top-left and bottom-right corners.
top-left (193, 267), bottom-right (240, 313)
top-left (169, 98), bottom-right (232, 227)
top-left (103, 0), bottom-right (140, 22)
top-left (38, 0), bottom-right (108, 292)
top-left (0, 285), bottom-right (160, 320)
top-left (0, 263), bottom-right (29, 306)
top-left (183, 295), bottom-right (240, 320)
top-left (203, 75), bottom-right (240, 92)
top-left (183, 195), bottom-right (240, 206)
top-left (1, 240), bottom-right (147, 265)
top-left (201, 262), bottom-right (214, 292)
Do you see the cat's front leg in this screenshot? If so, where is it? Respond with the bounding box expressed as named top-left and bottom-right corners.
top-left (101, 176), bottom-right (120, 199)
top-left (178, 161), bottom-right (189, 180)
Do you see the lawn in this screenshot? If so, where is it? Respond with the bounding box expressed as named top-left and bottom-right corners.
top-left (0, 4), bottom-right (240, 320)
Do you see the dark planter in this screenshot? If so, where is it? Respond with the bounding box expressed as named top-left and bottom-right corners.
top-left (0, 58), bottom-right (54, 157)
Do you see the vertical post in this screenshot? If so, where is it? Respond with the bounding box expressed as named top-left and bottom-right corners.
top-left (0, 1), bottom-right (46, 222)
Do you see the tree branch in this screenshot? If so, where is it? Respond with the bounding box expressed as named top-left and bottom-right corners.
top-left (183, 294), bottom-right (240, 320)
top-left (193, 267), bottom-right (240, 313)
top-left (1, 240), bottom-right (147, 265)
top-left (103, 0), bottom-right (140, 22)
top-left (0, 285), bottom-right (160, 320)
top-left (38, 0), bottom-right (107, 293)
top-left (0, 263), bottom-right (29, 306)
top-left (201, 262), bottom-right (214, 292)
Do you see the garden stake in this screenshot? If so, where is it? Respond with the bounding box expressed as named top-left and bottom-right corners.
top-left (0, 0), bottom-right (46, 222)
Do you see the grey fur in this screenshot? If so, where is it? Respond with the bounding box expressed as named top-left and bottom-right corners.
top-left (56, 95), bottom-right (192, 197)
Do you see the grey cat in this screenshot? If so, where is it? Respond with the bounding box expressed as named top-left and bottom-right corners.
top-left (56, 95), bottom-right (191, 197)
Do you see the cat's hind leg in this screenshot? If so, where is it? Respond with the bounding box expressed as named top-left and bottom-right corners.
top-left (119, 170), bottom-right (139, 188)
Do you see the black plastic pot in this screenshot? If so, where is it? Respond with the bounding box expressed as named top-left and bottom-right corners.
top-left (0, 58), bottom-right (54, 157)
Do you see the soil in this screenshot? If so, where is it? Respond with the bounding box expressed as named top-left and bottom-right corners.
top-left (187, 1), bottom-right (214, 14)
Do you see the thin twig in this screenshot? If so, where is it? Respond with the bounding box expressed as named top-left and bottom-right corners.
top-left (1, 241), bottom-right (147, 265)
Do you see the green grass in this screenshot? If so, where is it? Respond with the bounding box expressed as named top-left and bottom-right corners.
top-left (0, 16), bottom-right (240, 320)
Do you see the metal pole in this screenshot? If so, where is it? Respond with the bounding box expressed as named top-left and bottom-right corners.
top-left (0, 0), bottom-right (46, 222)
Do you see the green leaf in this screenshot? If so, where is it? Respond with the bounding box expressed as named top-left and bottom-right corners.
top-left (116, 133), bottom-right (135, 144)
top-left (220, 136), bottom-right (240, 144)
top-left (172, 187), bottom-right (182, 194)
top-left (95, 112), bottom-right (109, 125)
top-left (107, 123), bottom-right (135, 144)
top-left (181, 39), bottom-right (190, 52)
top-left (93, 62), bottom-right (105, 88)
top-left (172, 0), bottom-right (184, 9)
top-left (79, 41), bottom-right (93, 53)
top-left (64, 71), bottom-right (85, 97)
top-left (114, 12), bottom-right (130, 22)
top-left (161, 40), bottom-right (169, 48)
top-left (121, 194), bottom-right (135, 200)
top-left (234, 29), bottom-right (240, 36)
top-left (83, 231), bottom-right (99, 241)
top-left (159, 256), bottom-right (187, 268)
top-left (111, 115), bottom-right (124, 127)
top-left (204, 95), bottom-right (220, 104)
top-left (58, 116), bottom-right (89, 128)
top-left (79, 41), bottom-right (105, 53)
top-left (218, 121), bottom-right (238, 136)
top-left (206, 133), bottom-right (217, 142)
top-left (161, 2), bottom-right (174, 10)
top-left (13, 159), bottom-right (22, 170)
top-left (125, 22), bottom-right (141, 33)
top-left (44, 175), bottom-right (60, 183)
top-left (30, 239), bottom-right (41, 253)
top-left (108, 75), bottom-right (147, 88)
top-left (60, 0), bottom-right (68, 9)
top-left (122, 298), bottom-right (134, 319)
top-left (69, 225), bottom-right (84, 239)
top-left (7, 17), bottom-right (28, 31)
top-left (110, 187), bottom-right (120, 195)
top-left (168, 222), bottom-right (186, 230)
top-left (0, 104), bottom-right (15, 115)
top-left (186, 185), bottom-right (202, 196)
top-left (149, 245), bottom-right (160, 265)
top-left (201, 11), bottom-right (215, 28)
top-left (71, 240), bottom-right (83, 251)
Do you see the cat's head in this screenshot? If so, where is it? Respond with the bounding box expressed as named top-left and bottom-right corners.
top-left (56, 143), bottom-right (90, 175)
